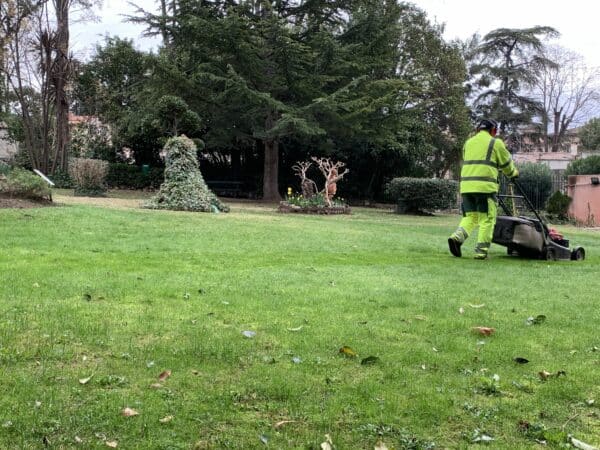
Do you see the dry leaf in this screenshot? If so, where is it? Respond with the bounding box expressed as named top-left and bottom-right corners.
top-left (79, 375), bottom-right (93, 385)
top-left (158, 370), bottom-right (171, 382)
top-left (274, 420), bottom-right (296, 429)
top-left (570, 436), bottom-right (599, 450)
top-left (414, 315), bottom-right (427, 321)
top-left (339, 346), bottom-right (357, 357)
top-left (74, 436), bottom-right (83, 444)
top-left (159, 415), bottom-right (173, 423)
top-left (287, 326), bottom-right (303, 332)
top-left (374, 441), bottom-right (389, 450)
top-left (472, 326), bottom-right (495, 336)
top-left (539, 370), bottom-right (552, 380)
top-left (459, 307), bottom-right (465, 314)
top-left (320, 434), bottom-right (333, 450)
top-left (149, 383), bottom-right (163, 389)
top-left (121, 407), bottom-right (139, 417)
top-left (105, 441), bottom-right (118, 448)
top-left (469, 303), bottom-right (485, 308)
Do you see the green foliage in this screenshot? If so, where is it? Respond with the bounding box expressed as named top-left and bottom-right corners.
top-left (565, 154), bottom-right (600, 176)
top-left (546, 191), bottom-right (572, 220)
top-left (579, 117), bottom-right (600, 150)
top-left (0, 167), bottom-right (51, 200)
top-left (69, 158), bottom-right (109, 197)
top-left (515, 162), bottom-right (552, 210)
top-left (285, 192), bottom-right (346, 208)
top-left (0, 160), bottom-right (10, 175)
top-left (106, 163), bottom-right (164, 190)
top-left (154, 95), bottom-right (201, 137)
top-left (468, 27), bottom-right (559, 133)
top-left (70, 119), bottom-right (114, 161)
top-left (385, 177), bottom-right (458, 213)
top-left (145, 135), bottom-right (229, 212)
top-left (49, 169), bottom-right (74, 189)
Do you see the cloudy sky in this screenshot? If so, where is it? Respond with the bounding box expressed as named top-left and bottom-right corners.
top-left (71, 0), bottom-right (600, 68)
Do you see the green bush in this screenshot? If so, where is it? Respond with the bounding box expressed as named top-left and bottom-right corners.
top-left (106, 163), bottom-right (164, 189)
top-left (515, 162), bottom-right (552, 210)
top-left (385, 177), bottom-right (458, 213)
top-left (0, 167), bottom-right (51, 200)
top-left (50, 169), bottom-right (74, 189)
top-left (0, 161), bottom-right (10, 176)
top-left (565, 155), bottom-right (600, 176)
top-left (546, 191), bottom-right (572, 221)
top-left (69, 158), bottom-right (109, 197)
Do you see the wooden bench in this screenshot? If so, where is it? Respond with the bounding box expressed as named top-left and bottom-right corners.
top-left (206, 180), bottom-right (245, 198)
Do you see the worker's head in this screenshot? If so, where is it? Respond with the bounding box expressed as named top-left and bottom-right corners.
top-left (477, 118), bottom-right (498, 136)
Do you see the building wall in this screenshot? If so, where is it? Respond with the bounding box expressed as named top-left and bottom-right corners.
top-left (567, 175), bottom-right (600, 226)
top-left (0, 122), bottom-right (18, 161)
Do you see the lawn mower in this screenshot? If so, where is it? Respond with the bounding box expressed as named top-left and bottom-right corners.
top-left (492, 178), bottom-right (585, 261)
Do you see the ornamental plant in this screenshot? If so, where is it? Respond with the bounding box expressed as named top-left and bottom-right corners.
top-left (385, 177), bottom-right (458, 213)
top-left (145, 135), bottom-right (229, 212)
top-left (69, 158), bottom-right (109, 197)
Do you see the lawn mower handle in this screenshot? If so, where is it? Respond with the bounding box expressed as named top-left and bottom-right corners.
top-left (505, 177), bottom-right (548, 228)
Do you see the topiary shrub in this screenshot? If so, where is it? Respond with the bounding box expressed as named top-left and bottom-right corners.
top-left (515, 162), bottom-right (552, 210)
top-left (546, 190), bottom-right (572, 221)
top-left (565, 155), bottom-right (600, 176)
top-left (145, 135), bottom-right (229, 212)
top-left (0, 167), bottom-right (51, 200)
top-left (385, 177), bottom-right (458, 214)
top-left (69, 158), bottom-right (109, 197)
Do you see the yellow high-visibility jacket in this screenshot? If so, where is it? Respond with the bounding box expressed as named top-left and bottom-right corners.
top-left (460, 130), bottom-right (518, 194)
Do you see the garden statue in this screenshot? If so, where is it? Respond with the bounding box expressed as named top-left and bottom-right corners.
top-left (311, 157), bottom-right (349, 207)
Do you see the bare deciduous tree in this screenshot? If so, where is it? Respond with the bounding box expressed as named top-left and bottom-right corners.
top-left (292, 161), bottom-right (318, 198)
top-left (534, 45), bottom-right (600, 152)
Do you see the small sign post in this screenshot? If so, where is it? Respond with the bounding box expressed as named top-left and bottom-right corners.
top-left (33, 169), bottom-right (55, 186)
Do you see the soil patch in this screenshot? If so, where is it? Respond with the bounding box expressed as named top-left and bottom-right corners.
top-left (0, 196), bottom-right (54, 209)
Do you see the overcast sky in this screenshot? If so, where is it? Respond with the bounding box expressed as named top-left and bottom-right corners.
top-left (71, 0), bottom-right (600, 68)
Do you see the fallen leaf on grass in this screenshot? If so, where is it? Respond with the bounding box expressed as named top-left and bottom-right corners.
top-left (526, 314), bottom-right (547, 325)
top-left (274, 420), bottom-right (297, 429)
top-left (122, 407), bottom-right (139, 417)
top-left (105, 441), bottom-right (118, 448)
top-left (360, 356), bottom-right (379, 365)
top-left (472, 326), bottom-right (495, 336)
top-left (149, 383), bottom-right (163, 389)
top-left (159, 415), bottom-right (173, 423)
top-left (374, 441), bottom-right (389, 450)
top-left (459, 307), bottom-right (465, 315)
top-left (320, 434), bottom-right (333, 450)
top-left (538, 370), bottom-right (567, 380)
top-left (339, 346), bottom-right (357, 357)
top-left (259, 434), bottom-right (269, 445)
top-left (414, 315), bottom-right (427, 321)
top-left (570, 436), bottom-right (599, 450)
top-left (158, 370), bottom-right (171, 382)
top-left (242, 330), bottom-right (256, 338)
top-left (513, 357), bottom-right (529, 364)
top-left (469, 304), bottom-right (485, 309)
top-left (287, 326), bottom-right (303, 332)
top-left (79, 375), bottom-right (93, 385)
top-left (74, 436), bottom-right (83, 444)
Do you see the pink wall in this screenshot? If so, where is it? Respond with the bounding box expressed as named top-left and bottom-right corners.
top-left (567, 175), bottom-right (600, 226)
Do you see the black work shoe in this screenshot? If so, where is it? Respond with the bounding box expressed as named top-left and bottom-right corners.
top-left (448, 237), bottom-right (462, 257)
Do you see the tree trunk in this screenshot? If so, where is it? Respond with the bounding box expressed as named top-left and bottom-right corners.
top-left (262, 139), bottom-right (281, 201)
top-left (53, 0), bottom-right (70, 173)
top-left (552, 109), bottom-right (561, 152)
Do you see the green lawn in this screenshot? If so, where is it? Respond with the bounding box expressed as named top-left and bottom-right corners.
top-left (0, 196), bottom-right (599, 449)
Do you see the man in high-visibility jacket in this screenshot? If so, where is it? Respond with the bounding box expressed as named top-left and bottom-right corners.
top-left (448, 119), bottom-right (519, 259)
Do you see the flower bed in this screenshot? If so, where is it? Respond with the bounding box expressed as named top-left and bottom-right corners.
top-left (278, 201), bottom-right (351, 215)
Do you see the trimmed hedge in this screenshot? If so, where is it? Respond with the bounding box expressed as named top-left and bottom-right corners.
top-left (385, 177), bottom-right (458, 213)
top-left (565, 155), bottom-right (600, 176)
top-left (106, 163), bottom-right (164, 190)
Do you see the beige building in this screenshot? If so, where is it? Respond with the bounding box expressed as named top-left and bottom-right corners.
top-left (0, 121), bottom-right (17, 161)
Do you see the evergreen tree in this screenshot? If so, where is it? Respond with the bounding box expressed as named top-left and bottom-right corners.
top-left (469, 26), bottom-right (559, 137)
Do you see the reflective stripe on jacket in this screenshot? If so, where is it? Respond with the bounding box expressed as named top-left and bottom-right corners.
top-left (460, 131), bottom-right (517, 194)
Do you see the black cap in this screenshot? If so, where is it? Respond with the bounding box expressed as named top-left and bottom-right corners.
top-left (477, 118), bottom-right (498, 131)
